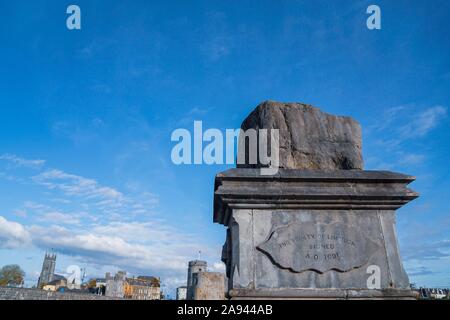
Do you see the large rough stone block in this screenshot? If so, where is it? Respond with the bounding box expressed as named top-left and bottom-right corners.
top-left (239, 101), bottom-right (363, 170)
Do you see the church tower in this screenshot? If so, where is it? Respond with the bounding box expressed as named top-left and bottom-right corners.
top-left (37, 252), bottom-right (56, 288)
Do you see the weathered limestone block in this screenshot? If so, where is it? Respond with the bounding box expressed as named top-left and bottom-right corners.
top-left (238, 101), bottom-right (363, 170)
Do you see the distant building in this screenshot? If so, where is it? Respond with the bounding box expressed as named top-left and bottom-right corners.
top-left (42, 275), bottom-right (67, 292)
top-left (176, 286), bottom-right (187, 300)
top-left (105, 271), bottom-right (126, 298)
top-left (104, 272), bottom-right (162, 300)
top-left (430, 288), bottom-right (447, 299)
top-left (135, 276), bottom-right (158, 285)
top-left (191, 272), bottom-right (225, 300)
top-left (186, 260), bottom-right (207, 300)
top-left (94, 278), bottom-right (107, 295)
top-left (124, 277), bottom-right (161, 300)
top-left (37, 253), bottom-right (57, 288)
top-left (417, 287), bottom-right (449, 299)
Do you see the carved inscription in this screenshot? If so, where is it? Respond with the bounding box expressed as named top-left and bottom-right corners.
top-left (257, 222), bottom-right (378, 273)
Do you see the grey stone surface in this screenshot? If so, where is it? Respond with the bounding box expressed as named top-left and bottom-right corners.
top-left (238, 101), bottom-right (363, 170)
top-left (214, 168), bottom-right (418, 225)
top-left (213, 102), bottom-right (418, 299)
top-left (257, 221), bottom-right (379, 273)
top-left (214, 169), bottom-right (418, 300)
top-left (230, 288), bottom-right (418, 300)
top-left (0, 287), bottom-right (122, 300)
top-left (187, 260), bottom-right (207, 300)
top-left (105, 271), bottom-right (126, 298)
top-left (37, 253), bottom-right (56, 288)
top-left (192, 272), bottom-right (226, 300)
top-left (176, 286), bottom-right (187, 300)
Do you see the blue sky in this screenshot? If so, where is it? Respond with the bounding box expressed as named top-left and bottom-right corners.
top-left (0, 0), bottom-right (449, 295)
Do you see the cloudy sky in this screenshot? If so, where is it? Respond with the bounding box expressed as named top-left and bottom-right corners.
top-left (0, 0), bottom-right (449, 295)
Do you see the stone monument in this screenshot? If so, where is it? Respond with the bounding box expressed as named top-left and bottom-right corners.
top-left (214, 101), bottom-right (418, 299)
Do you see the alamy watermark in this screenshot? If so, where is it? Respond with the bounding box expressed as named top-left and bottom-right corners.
top-left (66, 5), bottom-right (81, 30)
top-left (171, 121), bottom-right (280, 175)
top-left (367, 5), bottom-right (381, 30)
top-left (366, 264), bottom-right (381, 289)
top-left (65, 5), bottom-right (379, 31)
top-left (66, 265), bottom-right (82, 286)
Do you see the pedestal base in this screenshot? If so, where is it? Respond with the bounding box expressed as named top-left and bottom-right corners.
top-left (214, 169), bottom-right (419, 300)
top-left (229, 288), bottom-right (418, 300)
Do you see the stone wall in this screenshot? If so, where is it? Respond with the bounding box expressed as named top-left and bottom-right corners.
top-left (0, 287), bottom-right (122, 300)
top-left (192, 272), bottom-right (225, 300)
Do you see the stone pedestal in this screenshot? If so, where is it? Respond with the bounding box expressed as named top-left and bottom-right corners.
top-left (214, 169), bottom-right (419, 300)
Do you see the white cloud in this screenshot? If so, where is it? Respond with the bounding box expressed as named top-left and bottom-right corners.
top-left (0, 216), bottom-right (31, 249)
top-left (27, 169), bottom-right (160, 221)
top-left (403, 238), bottom-right (450, 261)
top-left (30, 170), bottom-right (131, 219)
top-left (19, 201), bottom-right (97, 225)
top-left (397, 153), bottom-right (426, 166)
top-left (366, 105), bottom-right (447, 170)
top-left (211, 262), bottom-right (226, 272)
top-left (399, 106), bottom-right (447, 138)
top-left (37, 211), bottom-right (81, 226)
top-left (0, 154), bottom-right (46, 169)
top-left (369, 105), bottom-right (408, 132)
top-left (13, 209), bottom-right (27, 218)
top-left (32, 169), bottom-right (124, 201)
top-left (28, 222), bottom-right (222, 288)
top-left (369, 105), bottom-right (447, 145)
top-left (0, 156), bottom-right (222, 293)
top-left (91, 221), bottom-right (176, 244)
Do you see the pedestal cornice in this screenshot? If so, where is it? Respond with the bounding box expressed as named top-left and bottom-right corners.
top-left (214, 169), bottom-right (418, 225)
